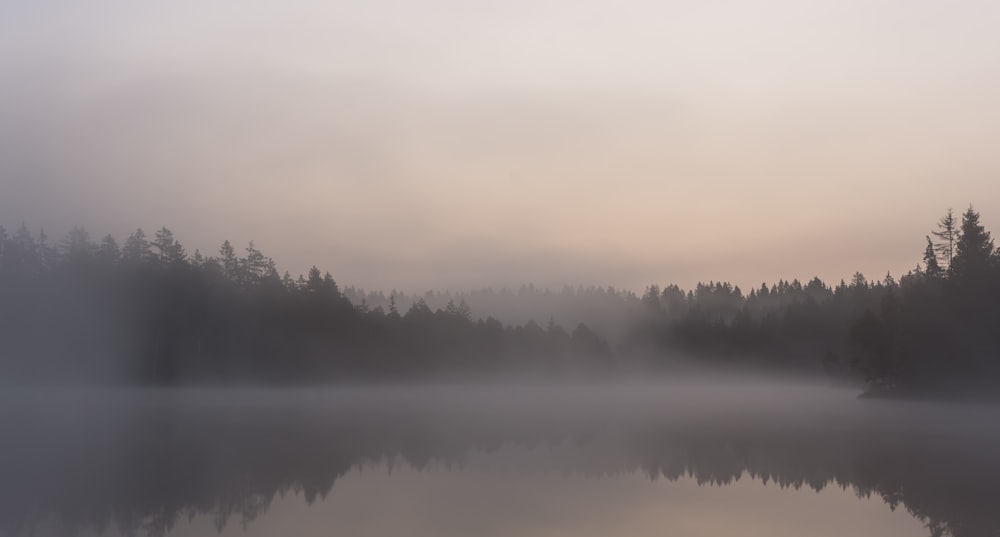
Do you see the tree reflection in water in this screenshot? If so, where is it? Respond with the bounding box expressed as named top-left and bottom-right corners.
top-left (1, 385), bottom-right (997, 537)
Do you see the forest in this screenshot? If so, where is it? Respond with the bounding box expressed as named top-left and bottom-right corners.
top-left (0, 206), bottom-right (997, 395)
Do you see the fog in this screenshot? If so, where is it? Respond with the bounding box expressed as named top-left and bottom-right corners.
top-left (4, 1), bottom-right (1000, 534)
top-left (2, 381), bottom-right (997, 537)
top-left (4, 0), bottom-right (1000, 290)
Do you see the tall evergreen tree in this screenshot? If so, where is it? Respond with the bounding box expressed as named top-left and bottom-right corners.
top-left (950, 205), bottom-right (995, 281)
top-left (923, 236), bottom-right (943, 278)
top-left (932, 208), bottom-right (957, 271)
top-left (219, 240), bottom-right (238, 280)
top-left (61, 226), bottom-right (96, 266)
top-left (153, 227), bottom-right (186, 266)
top-left (123, 228), bottom-right (152, 265)
top-left (97, 235), bottom-right (120, 265)
top-left (242, 241), bottom-right (268, 284)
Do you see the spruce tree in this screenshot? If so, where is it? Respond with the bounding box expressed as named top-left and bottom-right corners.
top-left (923, 236), bottom-right (942, 278)
top-left (932, 208), bottom-right (957, 271)
top-left (951, 205), bottom-right (995, 281)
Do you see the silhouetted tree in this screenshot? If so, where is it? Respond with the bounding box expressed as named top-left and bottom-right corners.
top-left (219, 240), bottom-right (238, 280)
top-left (3, 205), bottom-right (1000, 393)
top-left (932, 208), bottom-right (957, 271)
top-left (950, 206), bottom-right (995, 282)
top-left (123, 228), bottom-right (152, 265)
top-left (243, 241), bottom-right (269, 284)
top-left (152, 226), bottom-right (186, 266)
top-left (923, 236), bottom-right (942, 278)
top-left (97, 234), bottom-right (120, 265)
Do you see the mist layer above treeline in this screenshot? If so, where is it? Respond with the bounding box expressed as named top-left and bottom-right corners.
top-left (0, 206), bottom-right (997, 394)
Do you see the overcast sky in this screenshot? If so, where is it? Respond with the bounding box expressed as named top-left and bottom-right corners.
top-left (2, 0), bottom-right (999, 292)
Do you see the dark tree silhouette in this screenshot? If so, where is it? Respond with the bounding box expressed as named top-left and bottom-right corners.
top-left (950, 206), bottom-right (994, 282)
top-left (0, 226), bottom-right (613, 385)
top-left (932, 208), bottom-right (957, 271)
top-left (0, 205), bottom-right (998, 393)
top-left (923, 236), bottom-right (943, 278)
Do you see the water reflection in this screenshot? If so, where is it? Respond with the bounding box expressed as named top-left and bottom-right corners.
top-left (74, 463), bottom-right (921, 537)
top-left (1, 383), bottom-right (998, 537)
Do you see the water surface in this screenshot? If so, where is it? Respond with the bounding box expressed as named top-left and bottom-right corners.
top-left (2, 382), bottom-right (996, 537)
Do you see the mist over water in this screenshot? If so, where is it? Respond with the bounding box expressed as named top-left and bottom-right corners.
top-left (4, 0), bottom-right (1000, 534)
top-left (3, 381), bottom-right (998, 537)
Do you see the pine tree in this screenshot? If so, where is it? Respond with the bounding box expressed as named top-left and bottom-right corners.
top-left (932, 208), bottom-right (957, 270)
top-left (98, 235), bottom-right (120, 264)
top-left (219, 240), bottom-right (238, 280)
top-left (242, 241), bottom-right (268, 284)
top-left (923, 236), bottom-right (942, 278)
top-left (122, 228), bottom-right (152, 265)
top-left (950, 205), bottom-right (995, 281)
top-left (153, 227), bottom-right (186, 265)
top-left (61, 226), bottom-right (96, 265)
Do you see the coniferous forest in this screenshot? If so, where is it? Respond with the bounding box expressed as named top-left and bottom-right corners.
top-left (1, 206), bottom-right (998, 396)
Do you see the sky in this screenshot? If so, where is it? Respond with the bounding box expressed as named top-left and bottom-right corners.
top-left (2, 0), bottom-right (1000, 292)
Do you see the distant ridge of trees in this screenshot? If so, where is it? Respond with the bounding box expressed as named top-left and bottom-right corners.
top-left (615, 205), bottom-right (1000, 396)
top-left (1, 205), bottom-right (999, 394)
top-left (0, 225), bottom-right (611, 385)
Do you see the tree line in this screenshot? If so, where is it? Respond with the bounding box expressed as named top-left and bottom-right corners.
top-left (0, 226), bottom-right (611, 385)
top-left (614, 206), bottom-right (999, 396)
top-left (1, 205), bottom-right (998, 394)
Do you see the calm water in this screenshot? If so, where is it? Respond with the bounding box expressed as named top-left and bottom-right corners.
top-left (1, 382), bottom-right (998, 537)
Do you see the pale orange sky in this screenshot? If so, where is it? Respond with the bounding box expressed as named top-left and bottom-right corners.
top-left (2, 0), bottom-right (999, 291)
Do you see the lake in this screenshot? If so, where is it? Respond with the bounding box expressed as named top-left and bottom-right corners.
top-left (1, 381), bottom-right (997, 537)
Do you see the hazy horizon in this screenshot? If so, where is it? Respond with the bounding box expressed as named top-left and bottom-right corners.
top-left (3, 0), bottom-right (1000, 292)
